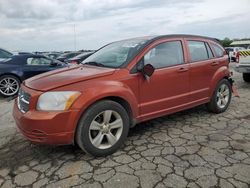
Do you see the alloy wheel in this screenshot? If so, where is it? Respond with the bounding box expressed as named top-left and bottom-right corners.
top-left (216, 83), bottom-right (230, 109)
top-left (89, 110), bottom-right (123, 149)
top-left (0, 77), bottom-right (19, 96)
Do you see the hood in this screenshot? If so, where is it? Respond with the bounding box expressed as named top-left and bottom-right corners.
top-left (24, 65), bottom-right (115, 91)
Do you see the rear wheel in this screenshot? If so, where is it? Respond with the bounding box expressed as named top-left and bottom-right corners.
top-left (76, 100), bottom-right (130, 156)
top-left (0, 75), bottom-right (20, 97)
top-left (206, 79), bottom-right (232, 113)
top-left (243, 73), bottom-right (250, 82)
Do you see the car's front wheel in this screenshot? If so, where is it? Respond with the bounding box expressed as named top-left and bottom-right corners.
top-left (206, 79), bottom-right (232, 113)
top-left (243, 73), bottom-right (250, 82)
top-left (0, 75), bottom-right (20, 97)
top-left (76, 100), bottom-right (130, 156)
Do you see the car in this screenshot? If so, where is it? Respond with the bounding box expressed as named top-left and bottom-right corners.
top-left (233, 49), bottom-right (250, 82)
top-left (43, 52), bottom-right (62, 60)
top-left (0, 54), bottom-right (66, 97)
top-left (66, 52), bottom-right (95, 64)
top-left (13, 34), bottom-right (235, 156)
top-left (0, 48), bottom-right (13, 61)
top-left (225, 47), bottom-right (245, 62)
top-left (56, 52), bottom-right (82, 62)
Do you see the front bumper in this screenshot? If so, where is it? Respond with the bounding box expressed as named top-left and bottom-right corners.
top-left (13, 99), bottom-right (80, 145)
top-left (234, 64), bottom-right (250, 73)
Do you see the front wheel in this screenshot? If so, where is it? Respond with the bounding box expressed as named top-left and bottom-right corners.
top-left (0, 75), bottom-right (20, 97)
top-left (243, 73), bottom-right (250, 82)
top-left (206, 79), bottom-right (232, 114)
top-left (76, 100), bottom-right (130, 156)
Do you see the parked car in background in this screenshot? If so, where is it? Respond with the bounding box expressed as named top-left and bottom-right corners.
top-left (0, 54), bottom-right (66, 97)
top-left (0, 48), bottom-right (13, 61)
top-left (225, 47), bottom-right (245, 62)
top-left (56, 52), bottom-right (81, 62)
top-left (234, 49), bottom-right (250, 82)
top-left (66, 52), bottom-right (95, 64)
top-left (44, 52), bottom-right (62, 60)
top-left (13, 34), bottom-right (236, 156)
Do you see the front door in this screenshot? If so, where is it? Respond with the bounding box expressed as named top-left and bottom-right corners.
top-left (138, 39), bottom-right (190, 120)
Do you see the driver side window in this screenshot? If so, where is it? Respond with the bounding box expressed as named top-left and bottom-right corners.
top-left (144, 41), bottom-right (184, 69)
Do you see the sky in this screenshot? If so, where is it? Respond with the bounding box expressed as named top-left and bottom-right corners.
top-left (0, 0), bottom-right (249, 52)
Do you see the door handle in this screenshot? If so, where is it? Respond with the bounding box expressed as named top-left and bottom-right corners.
top-left (211, 61), bottom-right (219, 66)
top-left (177, 67), bottom-right (189, 72)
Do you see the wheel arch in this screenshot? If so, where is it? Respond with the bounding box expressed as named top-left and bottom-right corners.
top-left (0, 73), bottom-right (22, 83)
top-left (209, 66), bottom-right (231, 98)
top-left (73, 95), bottom-right (137, 145)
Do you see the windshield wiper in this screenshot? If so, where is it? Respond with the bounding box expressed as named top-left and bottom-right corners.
top-left (84, 61), bottom-right (105, 67)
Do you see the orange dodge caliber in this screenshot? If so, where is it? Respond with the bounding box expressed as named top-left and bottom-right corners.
top-left (13, 35), bottom-right (235, 156)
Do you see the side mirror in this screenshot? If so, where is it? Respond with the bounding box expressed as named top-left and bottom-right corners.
top-left (142, 64), bottom-right (155, 77)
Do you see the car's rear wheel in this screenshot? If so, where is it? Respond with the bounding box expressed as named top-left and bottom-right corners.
top-left (243, 73), bottom-right (250, 82)
top-left (0, 75), bottom-right (20, 97)
top-left (206, 79), bottom-right (232, 113)
top-left (76, 100), bottom-right (130, 156)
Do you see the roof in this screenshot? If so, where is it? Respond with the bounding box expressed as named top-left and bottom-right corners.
top-left (152, 34), bottom-right (218, 41)
top-left (120, 34), bottom-right (220, 44)
top-left (231, 40), bottom-right (250, 45)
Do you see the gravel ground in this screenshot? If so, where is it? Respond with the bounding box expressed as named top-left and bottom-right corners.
top-left (0, 65), bottom-right (250, 188)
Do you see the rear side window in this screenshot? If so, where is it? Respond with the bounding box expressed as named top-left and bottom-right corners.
top-left (144, 41), bottom-right (184, 69)
top-left (211, 44), bottom-right (224, 57)
top-left (188, 41), bottom-right (209, 62)
top-left (27, 57), bottom-right (52, 65)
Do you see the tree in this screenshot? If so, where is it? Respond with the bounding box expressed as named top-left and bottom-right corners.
top-left (220, 37), bottom-right (233, 47)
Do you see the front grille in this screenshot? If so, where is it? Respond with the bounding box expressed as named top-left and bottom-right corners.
top-left (17, 89), bottom-right (31, 113)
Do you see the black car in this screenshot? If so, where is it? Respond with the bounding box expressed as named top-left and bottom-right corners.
top-left (0, 54), bottom-right (66, 97)
top-left (66, 52), bottom-right (95, 64)
top-left (56, 52), bottom-right (81, 62)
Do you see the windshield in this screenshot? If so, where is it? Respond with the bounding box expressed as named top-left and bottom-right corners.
top-left (0, 49), bottom-right (12, 58)
top-left (81, 38), bottom-right (149, 68)
top-left (74, 52), bottom-right (93, 59)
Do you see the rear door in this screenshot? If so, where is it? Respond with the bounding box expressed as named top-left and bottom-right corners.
top-left (185, 39), bottom-right (218, 103)
top-left (138, 38), bottom-right (190, 120)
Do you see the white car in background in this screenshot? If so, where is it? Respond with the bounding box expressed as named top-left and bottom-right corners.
top-left (225, 47), bottom-right (245, 62)
top-left (234, 49), bottom-right (250, 82)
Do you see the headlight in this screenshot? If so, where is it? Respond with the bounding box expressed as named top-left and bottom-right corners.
top-left (37, 91), bottom-right (81, 111)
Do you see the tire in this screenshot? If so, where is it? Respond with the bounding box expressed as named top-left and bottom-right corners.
top-left (0, 75), bottom-right (20, 97)
top-left (206, 79), bottom-right (232, 114)
top-left (243, 73), bottom-right (250, 82)
top-left (76, 100), bottom-right (130, 156)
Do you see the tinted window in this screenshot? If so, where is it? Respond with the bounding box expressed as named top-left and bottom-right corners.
top-left (144, 41), bottom-right (184, 69)
top-left (188, 41), bottom-right (209, 62)
top-left (205, 43), bottom-right (214, 58)
top-left (212, 44), bottom-right (224, 57)
top-left (27, 57), bottom-right (52, 65)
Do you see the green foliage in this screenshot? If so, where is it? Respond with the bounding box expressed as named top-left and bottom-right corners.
top-left (220, 37), bottom-right (233, 47)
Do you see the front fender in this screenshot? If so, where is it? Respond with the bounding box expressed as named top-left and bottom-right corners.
top-left (71, 80), bottom-right (139, 126)
top-left (209, 66), bottom-right (230, 97)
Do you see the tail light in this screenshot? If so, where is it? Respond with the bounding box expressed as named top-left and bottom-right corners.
top-left (70, 60), bottom-right (78, 64)
top-left (236, 52), bottom-right (240, 63)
